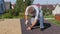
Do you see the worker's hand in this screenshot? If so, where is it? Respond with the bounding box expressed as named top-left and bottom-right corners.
top-left (27, 26), bottom-right (31, 30)
top-left (25, 20), bottom-right (28, 25)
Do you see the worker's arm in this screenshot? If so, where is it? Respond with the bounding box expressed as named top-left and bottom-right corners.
top-left (25, 15), bottom-right (28, 21)
top-left (25, 6), bottom-right (29, 25)
top-left (25, 15), bottom-right (28, 25)
top-left (25, 6), bottom-right (32, 21)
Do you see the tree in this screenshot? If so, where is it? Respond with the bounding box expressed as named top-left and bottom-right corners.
top-left (42, 8), bottom-right (52, 16)
top-left (13, 0), bottom-right (23, 16)
top-left (14, 0), bottom-right (23, 12)
top-left (14, 0), bottom-right (34, 16)
top-left (14, 0), bottom-right (34, 12)
top-left (25, 0), bottom-right (34, 6)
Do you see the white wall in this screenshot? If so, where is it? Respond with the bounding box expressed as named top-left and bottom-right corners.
top-left (52, 5), bottom-right (60, 16)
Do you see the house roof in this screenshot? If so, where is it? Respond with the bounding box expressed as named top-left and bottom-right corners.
top-left (41, 5), bottom-right (55, 10)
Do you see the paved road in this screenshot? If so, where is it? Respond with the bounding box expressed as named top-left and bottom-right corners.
top-left (20, 18), bottom-right (60, 34)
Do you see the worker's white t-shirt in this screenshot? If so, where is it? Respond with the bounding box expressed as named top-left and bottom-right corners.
top-left (25, 5), bottom-right (40, 20)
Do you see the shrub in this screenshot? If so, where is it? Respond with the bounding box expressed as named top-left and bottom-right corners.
top-left (2, 13), bottom-right (13, 18)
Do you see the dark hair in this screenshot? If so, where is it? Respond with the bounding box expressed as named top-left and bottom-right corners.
top-left (28, 7), bottom-right (35, 13)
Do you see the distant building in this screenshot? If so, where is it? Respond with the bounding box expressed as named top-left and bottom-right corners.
top-left (33, 4), bottom-right (55, 10)
top-left (0, 0), bottom-right (12, 14)
top-left (0, 0), bottom-right (5, 13)
top-left (5, 2), bottom-right (11, 10)
top-left (41, 5), bottom-right (55, 10)
top-left (52, 4), bottom-right (60, 16)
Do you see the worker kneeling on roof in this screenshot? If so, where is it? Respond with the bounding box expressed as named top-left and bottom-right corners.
top-left (25, 4), bottom-right (44, 30)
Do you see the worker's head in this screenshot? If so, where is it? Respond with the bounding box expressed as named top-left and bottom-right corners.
top-left (28, 7), bottom-right (35, 13)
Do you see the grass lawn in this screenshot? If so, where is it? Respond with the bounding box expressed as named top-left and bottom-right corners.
top-left (44, 14), bottom-right (54, 18)
top-left (45, 15), bottom-right (60, 26)
top-left (48, 19), bottom-right (60, 26)
top-left (19, 13), bottom-right (24, 18)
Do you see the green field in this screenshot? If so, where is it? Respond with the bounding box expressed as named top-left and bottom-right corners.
top-left (44, 14), bottom-right (54, 18)
top-left (48, 19), bottom-right (60, 26)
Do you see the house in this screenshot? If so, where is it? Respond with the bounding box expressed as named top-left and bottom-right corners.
top-left (0, 0), bottom-right (5, 13)
top-left (52, 4), bottom-right (60, 16)
top-left (5, 2), bottom-right (11, 10)
top-left (41, 4), bottom-right (55, 10)
top-left (0, 0), bottom-right (11, 14)
top-left (33, 4), bottom-right (55, 10)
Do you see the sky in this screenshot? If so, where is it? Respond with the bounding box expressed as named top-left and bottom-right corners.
top-left (4, 0), bottom-right (16, 4)
top-left (4, 0), bottom-right (60, 4)
top-left (33, 0), bottom-right (60, 4)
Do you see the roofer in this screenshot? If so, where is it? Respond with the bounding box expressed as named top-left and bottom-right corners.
top-left (25, 4), bottom-right (44, 30)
